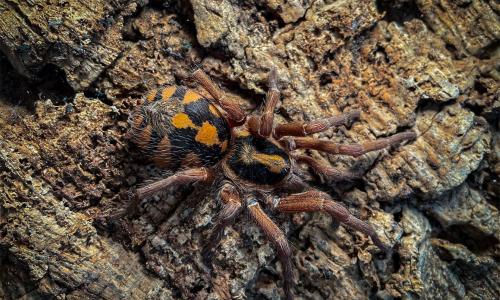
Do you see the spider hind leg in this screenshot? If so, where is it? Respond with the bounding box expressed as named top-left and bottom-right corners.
top-left (276, 190), bottom-right (392, 254)
top-left (202, 184), bottom-right (243, 267)
top-left (127, 167), bottom-right (214, 216)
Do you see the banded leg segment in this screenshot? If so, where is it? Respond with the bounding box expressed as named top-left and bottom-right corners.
top-left (259, 68), bottom-right (280, 137)
top-left (203, 184), bottom-right (243, 256)
top-left (248, 68), bottom-right (280, 138)
top-left (192, 69), bottom-right (246, 126)
top-left (274, 110), bottom-right (360, 139)
top-left (135, 167), bottom-right (213, 200)
top-left (282, 131), bottom-right (416, 157)
top-left (126, 167), bottom-right (213, 216)
top-left (276, 190), bottom-right (391, 253)
top-left (248, 201), bottom-right (294, 300)
top-left (293, 154), bottom-right (361, 181)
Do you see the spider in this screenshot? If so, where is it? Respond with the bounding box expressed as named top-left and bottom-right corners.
top-left (128, 68), bottom-right (416, 299)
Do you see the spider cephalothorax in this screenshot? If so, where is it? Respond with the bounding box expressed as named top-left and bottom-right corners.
top-left (128, 68), bottom-right (416, 299)
top-left (223, 129), bottom-right (292, 189)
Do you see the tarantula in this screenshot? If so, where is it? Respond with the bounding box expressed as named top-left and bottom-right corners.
top-left (128, 68), bottom-right (415, 299)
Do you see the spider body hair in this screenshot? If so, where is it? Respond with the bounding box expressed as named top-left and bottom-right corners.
top-left (126, 68), bottom-right (416, 300)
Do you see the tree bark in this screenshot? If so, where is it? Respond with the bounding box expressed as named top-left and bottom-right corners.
top-left (0, 1), bottom-right (498, 299)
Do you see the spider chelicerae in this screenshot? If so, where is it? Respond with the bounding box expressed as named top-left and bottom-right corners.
top-left (128, 68), bottom-right (416, 299)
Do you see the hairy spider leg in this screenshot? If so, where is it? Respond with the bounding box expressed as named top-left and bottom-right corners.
top-left (259, 67), bottom-right (280, 137)
top-left (127, 167), bottom-right (214, 215)
top-left (192, 69), bottom-right (246, 126)
top-left (247, 198), bottom-right (294, 300)
top-left (281, 131), bottom-right (416, 157)
top-left (202, 184), bottom-right (243, 264)
top-left (292, 154), bottom-right (362, 181)
top-left (276, 190), bottom-right (391, 254)
top-left (248, 67), bottom-right (280, 138)
top-left (273, 110), bottom-right (361, 139)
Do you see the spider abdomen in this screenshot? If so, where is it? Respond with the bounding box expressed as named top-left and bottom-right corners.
top-left (129, 86), bottom-right (231, 169)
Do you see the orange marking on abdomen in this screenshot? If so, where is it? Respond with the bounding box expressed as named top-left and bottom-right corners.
top-left (195, 121), bottom-right (220, 146)
top-left (220, 140), bottom-right (228, 152)
top-left (161, 86), bottom-right (177, 101)
top-left (172, 113), bottom-right (196, 129)
top-left (208, 104), bottom-right (222, 117)
top-left (145, 90), bottom-right (158, 102)
top-left (182, 90), bottom-right (203, 104)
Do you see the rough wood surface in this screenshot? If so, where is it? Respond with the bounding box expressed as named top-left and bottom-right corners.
top-left (0, 1), bottom-right (498, 299)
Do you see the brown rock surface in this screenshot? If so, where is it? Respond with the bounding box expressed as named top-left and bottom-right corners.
top-left (0, 1), bottom-right (498, 299)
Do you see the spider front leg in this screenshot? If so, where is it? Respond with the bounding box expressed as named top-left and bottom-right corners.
top-left (192, 69), bottom-right (246, 126)
top-left (127, 167), bottom-right (214, 215)
top-left (259, 68), bottom-right (280, 137)
top-left (282, 131), bottom-right (416, 157)
top-left (247, 198), bottom-right (294, 300)
top-left (274, 110), bottom-right (361, 139)
top-left (248, 68), bottom-right (280, 138)
top-left (203, 184), bottom-right (243, 263)
top-left (276, 190), bottom-right (391, 253)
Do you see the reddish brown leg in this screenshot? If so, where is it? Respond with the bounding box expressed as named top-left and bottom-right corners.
top-left (127, 168), bottom-right (213, 215)
top-left (276, 190), bottom-right (391, 253)
top-left (282, 131), bottom-right (416, 157)
top-left (203, 184), bottom-right (243, 261)
top-left (259, 68), bottom-right (280, 137)
top-left (192, 69), bottom-right (246, 126)
top-left (247, 200), bottom-right (294, 300)
top-left (274, 110), bottom-right (360, 139)
top-left (247, 114), bottom-right (261, 137)
top-left (247, 68), bottom-right (280, 138)
top-left (293, 154), bottom-right (361, 181)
